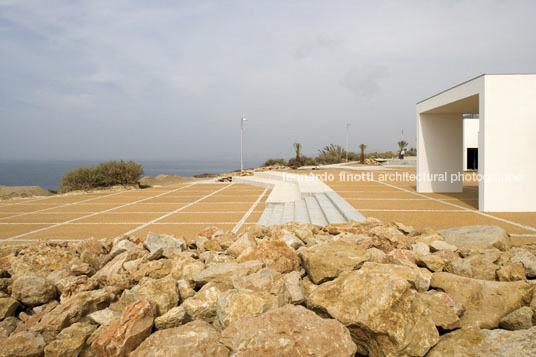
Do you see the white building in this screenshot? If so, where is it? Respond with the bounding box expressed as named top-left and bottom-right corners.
top-left (416, 74), bottom-right (536, 212)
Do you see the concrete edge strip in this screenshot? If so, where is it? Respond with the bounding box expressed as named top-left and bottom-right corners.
top-left (4, 183), bottom-right (197, 241)
top-left (124, 183), bottom-right (233, 236)
top-left (375, 180), bottom-right (536, 233)
top-left (232, 187), bottom-right (269, 233)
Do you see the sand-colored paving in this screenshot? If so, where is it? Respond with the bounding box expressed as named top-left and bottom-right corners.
top-left (0, 183), bottom-right (268, 242)
top-left (0, 166), bottom-right (534, 245)
top-left (317, 166), bottom-right (536, 245)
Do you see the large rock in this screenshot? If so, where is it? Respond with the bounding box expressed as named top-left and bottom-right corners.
top-left (282, 271), bottom-right (305, 304)
top-left (426, 326), bottom-right (483, 357)
top-left (131, 320), bottom-right (229, 356)
top-left (298, 240), bottom-right (369, 284)
top-left (144, 232), bottom-right (186, 258)
top-left (154, 305), bottom-right (189, 330)
top-left (465, 249), bottom-right (504, 281)
top-left (430, 272), bottom-right (532, 328)
top-left (132, 259), bottom-right (173, 282)
top-left (231, 267), bottom-right (289, 304)
top-left (499, 306), bottom-right (533, 330)
top-left (497, 262), bottom-right (526, 281)
top-left (92, 299), bottom-right (154, 357)
top-left (0, 331), bottom-right (46, 357)
top-left (307, 269), bottom-right (438, 357)
top-left (31, 288), bottom-right (116, 341)
top-left (238, 241), bottom-right (301, 273)
top-left (359, 262), bottom-right (432, 292)
top-left (43, 321), bottom-right (96, 356)
top-left (510, 247), bottom-right (536, 278)
top-left (110, 276), bottom-right (178, 316)
top-left (181, 282), bottom-right (231, 323)
top-left (428, 326), bottom-right (536, 356)
top-left (192, 260), bottom-right (263, 286)
top-left (444, 258), bottom-right (473, 278)
top-left (170, 255), bottom-right (205, 282)
top-left (419, 292), bottom-right (461, 330)
top-left (220, 305), bottom-right (356, 356)
top-left (476, 326), bottom-right (536, 356)
top-left (227, 233), bottom-right (257, 258)
top-left (439, 225), bottom-right (512, 251)
top-left (0, 292), bottom-right (19, 319)
top-left (216, 289), bottom-right (280, 329)
top-left (11, 275), bottom-right (57, 306)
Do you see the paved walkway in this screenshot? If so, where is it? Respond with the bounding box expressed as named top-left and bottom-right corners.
top-left (316, 165), bottom-right (536, 245)
top-left (1, 166), bottom-right (535, 245)
top-left (0, 183), bottom-right (268, 243)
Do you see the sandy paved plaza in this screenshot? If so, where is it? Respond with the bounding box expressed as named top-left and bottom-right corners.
top-left (0, 167), bottom-right (535, 245)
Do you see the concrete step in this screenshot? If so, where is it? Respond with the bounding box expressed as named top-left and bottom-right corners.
top-left (325, 191), bottom-right (366, 222)
top-left (304, 196), bottom-right (328, 226)
top-left (294, 199), bottom-right (310, 224)
top-left (257, 204), bottom-right (274, 226)
top-left (268, 203), bottom-right (284, 226)
top-left (281, 201), bottom-right (295, 224)
top-left (314, 193), bottom-right (346, 224)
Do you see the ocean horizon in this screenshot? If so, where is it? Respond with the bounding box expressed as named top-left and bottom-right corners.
top-left (0, 159), bottom-right (264, 190)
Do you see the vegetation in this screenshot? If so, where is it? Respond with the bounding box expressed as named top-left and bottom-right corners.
top-left (397, 140), bottom-right (408, 154)
top-left (293, 143), bottom-right (302, 167)
top-left (262, 142), bottom-right (414, 168)
top-left (59, 160), bottom-right (144, 193)
top-left (359, 144), bottom-right (367, 164)
top-left (316, 144), bottom-right (347, 164)
top-left (263, 158), bottom-right (287, 167)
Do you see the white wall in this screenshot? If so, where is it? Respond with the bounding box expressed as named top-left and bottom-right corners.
top-left (417, 113), bottom-right (463, 192)
top-left (480, 75), bottom-right (536, 212)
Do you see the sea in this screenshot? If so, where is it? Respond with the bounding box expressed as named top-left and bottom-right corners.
top-left (0, 159), bottom-right (264, 191)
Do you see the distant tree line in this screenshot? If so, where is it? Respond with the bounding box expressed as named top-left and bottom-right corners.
top-left (263, 142), bottom-right (416, 168)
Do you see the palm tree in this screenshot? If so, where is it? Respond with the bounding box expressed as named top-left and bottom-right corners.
top-left (397, 140), bottom-right (408, 159)
top-left (359, 144), bottom-right (367, 164)
top-left (293, 143), bottom-right (302, 168)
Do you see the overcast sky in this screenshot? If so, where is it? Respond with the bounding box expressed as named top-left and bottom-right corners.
top-left (1, 0), bottom-right (535, 164)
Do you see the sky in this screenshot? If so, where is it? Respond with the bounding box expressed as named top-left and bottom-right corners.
top-left (1, 0), bottom-right (536, 164)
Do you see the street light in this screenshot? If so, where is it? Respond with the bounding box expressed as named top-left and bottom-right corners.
top-left (241, 117), bottom-right (247, 171)
top-left (346, 123), bottom-right (351, 162)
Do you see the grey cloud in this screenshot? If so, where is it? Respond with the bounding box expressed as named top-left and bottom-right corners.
top-left (293, 35), bottom-right (338, 60)
top-left (340, 65), bottom-right (390, 97)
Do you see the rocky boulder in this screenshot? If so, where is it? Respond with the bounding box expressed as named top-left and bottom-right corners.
top-left (92, 299), bottom-right (154, 357)
top-left (110, 276), bottom-right (178, 316)
top-left (216, 289), bottom-right (280, 329)
top-left (238, 241), bottom-right (301, 273)
top-left (439, 225), bottom-right (512, 251)
top-left (11, 275), bottom-right (56, 306)
top-left (132, 320), bottom-right (229, 356)
top-left (430, 272), bottom-right (532, 328)
top-left (220, 305), bottom-right (357, 356)
top-left (192, 260), bottom-right (263, 286)
top-left (144, 232), bottom-right (186, 258)
top-left (298, 240), bottom-right (369, 284)
top-left (44, 321), bottom-right (96, 356)
top-left (307, 269), bottom-right (438, 356)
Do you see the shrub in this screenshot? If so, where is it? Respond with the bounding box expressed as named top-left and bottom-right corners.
top-left (59, 160), bottom-right (144, 193)
top-left (263, 158), bottom-right (287, 167)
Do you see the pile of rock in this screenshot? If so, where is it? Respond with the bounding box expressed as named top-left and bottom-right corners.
top-left (364, 158), bottom-right (382, 165)
top-left (0, 219), bottom-right (535, 356)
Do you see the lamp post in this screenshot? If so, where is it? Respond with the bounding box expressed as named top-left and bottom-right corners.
top-left (241, 117), bottom-right (247, 171)
top-left (346, 123), bottom-right (351, 162)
